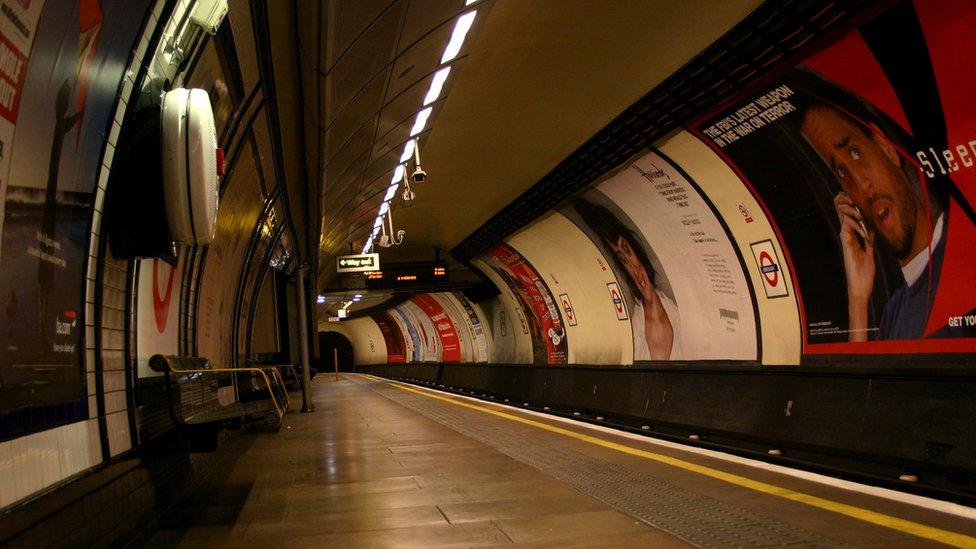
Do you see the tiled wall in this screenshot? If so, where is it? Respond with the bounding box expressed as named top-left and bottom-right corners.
top-left (0, 421), bottom-right (101, 509)
top-left (2, 0), bottom-right (288, 543)
top-left (101, 256), bottom-right (133, 457)
top-left (0, 0), bottom-right (166, 513)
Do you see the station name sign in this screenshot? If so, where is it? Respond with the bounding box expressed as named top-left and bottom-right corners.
top-left (336, 253), bottom-right (380, 273)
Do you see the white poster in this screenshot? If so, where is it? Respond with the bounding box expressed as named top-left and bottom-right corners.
top-left (136, 254), bottom-right (184, 377)
top-left (565, 148), bottom-right (758, 361)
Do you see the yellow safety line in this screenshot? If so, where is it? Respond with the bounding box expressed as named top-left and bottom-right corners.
top-left (374, 376), bottom-right (976, 548)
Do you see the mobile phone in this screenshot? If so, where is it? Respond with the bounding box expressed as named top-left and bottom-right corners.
top-left (852, 205), bottom-right (872, 246)
top-left (841, 191), bottom-right (872, 246)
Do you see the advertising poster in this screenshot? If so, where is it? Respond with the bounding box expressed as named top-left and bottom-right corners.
top-left (388, 307), bottom-right (418, 362)
top-left (453, 292), bottom-right (489, 363)
top-left (562, 149), bottom-right (757, 361)
top-left (475, 292), bottom-right (526, 364)
top-left (400, 300), bottom-right (439, 362)
top-left (411, 293), bottom-right (461, 363)
top-left (0, 0), bottom-right (150, 439)
top-left (692, 0), bottom-right (976, 354)
top-left (506, 212), bottom-right (635, 365)
top-left (479, 244), bottom-right (568, 365)
top-left (371, 311), bottom-right (406, 363)
top-left (136, 253), bottom-right (185, 378)
top-left (0, 0), bottom-right (44, 247)
top-left (432, 293), bottom-right (473, 363)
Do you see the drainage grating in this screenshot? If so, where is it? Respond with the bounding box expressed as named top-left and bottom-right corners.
top-left (365, 378), bottom-right (850, 548)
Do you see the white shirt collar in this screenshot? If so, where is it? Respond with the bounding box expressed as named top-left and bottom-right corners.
top-left (901, 213), bottom-right (944, 287)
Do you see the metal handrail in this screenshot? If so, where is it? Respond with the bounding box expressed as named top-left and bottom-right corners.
top-left (161, 357), bottom-right (285, 425)
top-left (243, 360), bottom-right (292, 410)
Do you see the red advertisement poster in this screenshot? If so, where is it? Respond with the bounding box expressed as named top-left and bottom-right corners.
top-left (481, 244), bottom-right (568, 364)
top-left (411, 294), bottom-right (461, 363)
top-left (372, 311), bottom-right (406, 363)
top-left (691, 0), bottom-right (976, 355)
top-left (0, 31), bottom-right (27, 124)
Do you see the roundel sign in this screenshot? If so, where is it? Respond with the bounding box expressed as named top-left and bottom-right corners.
top-left (750, 240), bottom-right (789, 298)
top-left (606, 282), bottom-right (629, 320)
top-left (758, 250), bottom-right (778, 287)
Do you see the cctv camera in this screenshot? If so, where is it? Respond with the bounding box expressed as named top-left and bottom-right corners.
top-left (411, 140), bottom-right (427, 183)
top-left (402, 188), bottom-right (415, 207)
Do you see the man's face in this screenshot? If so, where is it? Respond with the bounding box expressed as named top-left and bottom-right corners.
top-left (801, 105), bottom-right (919, 258)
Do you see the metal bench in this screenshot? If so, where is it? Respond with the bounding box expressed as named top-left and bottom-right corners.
top-left (149, 355), bottom-right (290, 450)
top-left (244, 359), bottom-right (304, 392)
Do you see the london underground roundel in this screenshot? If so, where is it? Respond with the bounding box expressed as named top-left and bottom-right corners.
top-left (161, 88), bottom-right (220, 244)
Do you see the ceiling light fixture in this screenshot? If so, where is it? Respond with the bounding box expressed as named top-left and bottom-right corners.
top-left (391, 164), bottom-right (406, 183)
top-left (423, 66), bottom-right (452, 106)
top-left (400, 140), bottom-right (415, 163)
top-left (357, 8), bottom-right (480, 255)
top-left (410, 107), bottom-right (433, 136)
top-left (441, 11), bottom-right (477, 64)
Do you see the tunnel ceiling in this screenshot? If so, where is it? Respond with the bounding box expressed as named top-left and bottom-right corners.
top-left (293, 0), bottom-right (764, 286)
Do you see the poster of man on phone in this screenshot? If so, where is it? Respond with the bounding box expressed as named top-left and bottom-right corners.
top-left (693, 0), bottom-right (976, 354)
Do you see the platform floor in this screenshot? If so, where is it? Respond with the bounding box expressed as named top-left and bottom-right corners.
top-left (143, 374), bottom-right (976, 547)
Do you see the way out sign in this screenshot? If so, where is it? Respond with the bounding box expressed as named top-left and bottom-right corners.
top-left (336, 253), bottom-right (380, 273)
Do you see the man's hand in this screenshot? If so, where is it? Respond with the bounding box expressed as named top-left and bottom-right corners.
top-left (835, 192), bottom-right (875, 341)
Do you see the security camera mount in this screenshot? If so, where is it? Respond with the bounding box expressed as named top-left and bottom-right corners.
top-left (401, 170), bottom-right (415, 207)
top-left (411, 138), bottom-right (427, 183)
top-left (378, 207), bottom-right (405, 247)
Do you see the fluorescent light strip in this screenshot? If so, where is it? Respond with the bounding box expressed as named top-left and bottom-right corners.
top-left (391, 164), bottom-right (405, 184)
top-left (400, 140), bottom-right (415, 163)
top-left (358, 9), bottom-right (479, 249)
top-left (410, 107), bottom-right (433, 136)
top-left (441, 10), bottom-right (477, 64)
top-left (423, 66), bottom-right (451, 106)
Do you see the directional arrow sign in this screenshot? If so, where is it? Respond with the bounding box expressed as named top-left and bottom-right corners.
top-left (336, 253), bottom-right (380, 273)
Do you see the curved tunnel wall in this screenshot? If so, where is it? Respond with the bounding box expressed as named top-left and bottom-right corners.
top-left (0, 0), bottom-right (308, 541)
top-left (345, 0), bottom-right (976, 498)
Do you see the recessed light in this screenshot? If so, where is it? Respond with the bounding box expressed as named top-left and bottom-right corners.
top-left (410, 107), bottom-right (432, 136)
top-left (441, 11), bottom-right (476, 64)
top-left (423, 67), bottom-right (451, 106)
top-left (400, 140), bottom-right (415, 162)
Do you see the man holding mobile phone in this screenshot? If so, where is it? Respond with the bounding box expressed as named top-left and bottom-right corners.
top-left (800, 103), bottom-right (943, 341)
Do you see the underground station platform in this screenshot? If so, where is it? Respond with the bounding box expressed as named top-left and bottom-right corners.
top-left (140, 375), bottom-right (976, 547)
